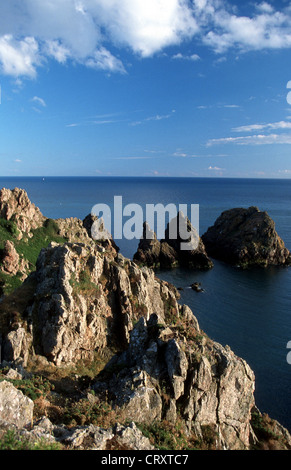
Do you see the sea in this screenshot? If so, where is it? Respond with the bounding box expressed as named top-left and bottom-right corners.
top-left (0, 176), bottom-right (291, 432)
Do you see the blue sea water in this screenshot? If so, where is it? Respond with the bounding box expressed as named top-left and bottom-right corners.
top-left (0, 176), bottom-right (291, 431)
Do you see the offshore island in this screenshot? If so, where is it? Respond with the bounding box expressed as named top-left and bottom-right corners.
top-left (0, 187), bottom-right (291, 451)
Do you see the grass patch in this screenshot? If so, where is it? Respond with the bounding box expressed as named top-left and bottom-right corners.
top-left (0, 429), bottom-right (62, 450)
top-left (14, 219), bottom-right (67, 268)
top-left (0, 218), bottom-right (67, 296)
top-left (70, 268), bottom-right (101, 298)
top-left (137, 419), bottom-right (195, 450)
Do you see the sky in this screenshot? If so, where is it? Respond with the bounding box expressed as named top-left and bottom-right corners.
top-left (1, 0), bottom-right (291, 178)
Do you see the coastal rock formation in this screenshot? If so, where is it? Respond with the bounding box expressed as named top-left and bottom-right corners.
top-left (0, 241), bottom-right (179, 366)
top-left (93, 313), bottom-right (256, 450)
top-left (1, 189), bottom-right (291, 450)
top-left (134, 214), bottom-right (213, 269)
top-left (0, 188), bottom-right (45, 237)
top-left (202, 206), bottom-right (291, 268)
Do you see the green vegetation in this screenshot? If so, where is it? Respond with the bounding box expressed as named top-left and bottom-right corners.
top-left (137, 420), bottom-right (195, 450)
top-left (0, 429), bottom-right (62, 450)
top-left (0, 373), bottom-right (53, 402)
top-left (69, 268), bottom-right (101, 298)
top-left (0, 218), bottom-right (67, 296)
top-left (250, 409), bottom-right (289, 450)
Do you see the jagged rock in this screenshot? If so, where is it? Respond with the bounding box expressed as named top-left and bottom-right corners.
top-left (163, 212), bottom-right (213, 269)
top-left (0, 381), bottom-right (34, 428)
top-left (202, 206), bottom-right (291, 267)
top-left (134, 214), bottom-right (213, 269)
top-left (83, 213), bottom-right (120, 254)
top-left (0, 240), bottom-right (180, 366)
top-left (0, 416), bottom-right (154, 450)
top-left (113, 422), bottom-right (154, 450)
top-left (62, 424), bottom-right (114, 450)
top-left (2, 326), bottom-right (32, 367)
top-left (0, 187), bottom-right (45, 237)
top-left (1, 241), bottom-right (20, 275)
top-left (55, 217), bottom-right (92, 245)
top-left (1, 188), bottom-right (291, 451)
top-left (92, 313), bottom-right (256, 450)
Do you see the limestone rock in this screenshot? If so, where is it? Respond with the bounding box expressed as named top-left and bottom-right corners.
top-left (0, 380), bottom-right (34, 428)
top-left (202, 206), bottom-right (291, 267)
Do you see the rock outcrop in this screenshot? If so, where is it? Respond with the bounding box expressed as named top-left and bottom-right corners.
top-left (0, 380), bottom-right (34, 428)
top-left (0, 187), bottom-right (45, 237)
top-left (1, 189), bottom-right (291, 451)
top-left (93, 313), bottom-right (256, 450)
top-left (0, 241), bottom-right (180, 367)
top-left (202, 206), bottom-right (291, 268)
top-left (134, 213), bottom-right (213, 270)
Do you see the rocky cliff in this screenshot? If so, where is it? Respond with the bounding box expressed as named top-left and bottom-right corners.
top-left (0, 188), bottom-right (291, 451)
top-left (202, 206), bottom-right (291, 268)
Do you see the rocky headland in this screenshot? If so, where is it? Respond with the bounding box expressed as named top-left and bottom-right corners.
top-left (0, 188), bottom-right (291, 451)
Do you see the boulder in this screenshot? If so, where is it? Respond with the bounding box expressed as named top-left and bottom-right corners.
top-left (0, 381), bottom-right (34, 428)
top-left (202, 206), bottom-right (291, 267)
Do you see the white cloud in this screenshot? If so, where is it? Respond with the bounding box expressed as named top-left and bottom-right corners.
top-left (85, 47), bottom-right (126, 74)
top-left (44, 40), bottom-right (71, 64)
top-left (203, 4), bottom-right (291, 53)
top-left (207, 133), bottom-right (291, 146)
top-left (172, 52), bottom-right (200, 61)
top-left (2, 1), bottom-right (291, 78)
top-left (208, 165), bottom-right (224, 170)
top-left (233, 121), bottom-right (291, 132)
top-left (32, 96), bottom-right (46, 107)
top-left (0, 35), bottom-right (40, 77)
top-left (91, 0), bottom-right (199, 57)
top-left (131, 110), bottom-right (176, 126)
top-left (255, 2), bottom-right (274, 14)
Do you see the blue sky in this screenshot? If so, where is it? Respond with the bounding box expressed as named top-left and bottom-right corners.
top-left (1, 0), bottom-right (291, 178)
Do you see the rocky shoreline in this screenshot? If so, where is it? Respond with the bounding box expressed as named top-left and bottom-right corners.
top-left (0, 188), bottom-right (291, 451)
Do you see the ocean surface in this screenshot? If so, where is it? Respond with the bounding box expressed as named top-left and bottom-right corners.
top-left (1, 176), bottom-right (291, 432)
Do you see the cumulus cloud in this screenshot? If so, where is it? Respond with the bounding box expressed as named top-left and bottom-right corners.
top-left (0, 35), bottom-right (40, 77)
top-left (2, 1), bottom-right (291, 78)
top-left (172, 52), bottom-right (200, 61)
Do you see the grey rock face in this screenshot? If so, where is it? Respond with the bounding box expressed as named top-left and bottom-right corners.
top-left (1, 240), bottom-right (179, 366)
top-left (93, 313), bottom-right (256, 450)
top-left (0, 380), bottom-right (34, 428)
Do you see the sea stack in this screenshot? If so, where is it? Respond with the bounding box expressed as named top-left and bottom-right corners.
top-left (133, 212), bottom-right (213, 269)
top-left (202, 206), bottom-right (291, 268)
